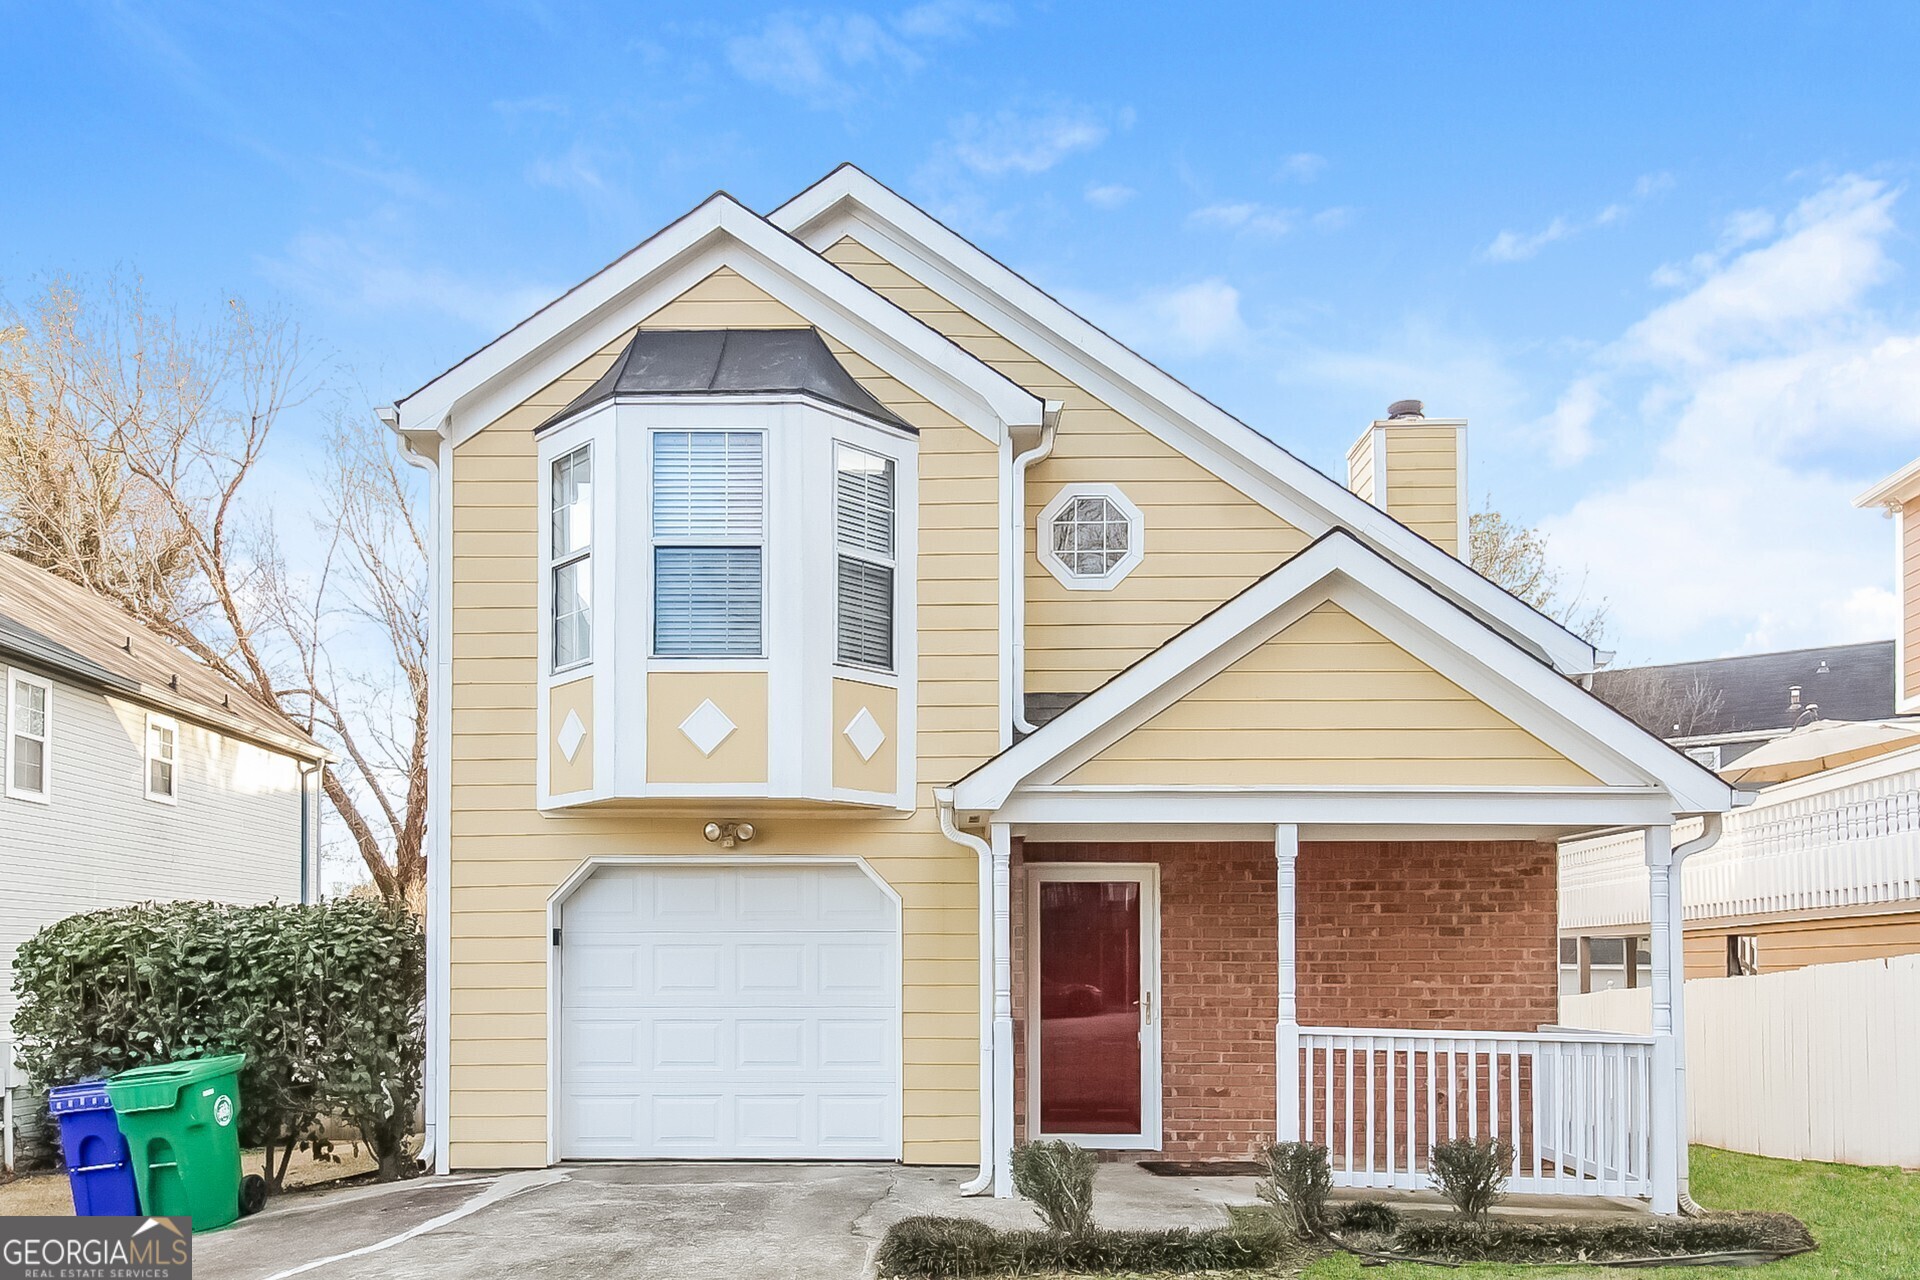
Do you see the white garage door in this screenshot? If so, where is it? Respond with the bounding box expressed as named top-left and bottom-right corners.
top-left (557, 861), bottom-right (900, 1160)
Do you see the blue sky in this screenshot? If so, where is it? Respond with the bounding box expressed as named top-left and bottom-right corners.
top-left (4, 1), bottom-right (1917, 663)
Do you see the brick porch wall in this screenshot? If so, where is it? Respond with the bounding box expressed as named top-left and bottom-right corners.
top-left (1012, 838), bottom-right (1559, 1160)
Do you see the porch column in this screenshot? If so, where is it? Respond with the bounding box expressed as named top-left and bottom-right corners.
top-left (990, 822), bottom-right (1016, 1197)
top-left (1275, 824), bottom-right (1301, 1142)
top-left (1645, 824), bottom-right (1679, 1214)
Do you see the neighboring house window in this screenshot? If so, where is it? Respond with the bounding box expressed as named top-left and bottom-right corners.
top-left (653, 430), bottom-right (765, 657)
top-left (835, 445), bottom-right (895, 671)
top-left (1037, 484), bottom-right (1144, 590)
top-left (1685, 745), bottom-right (1723, 770)
top-left (1727, 934), bottom-right (1759, 977)
top-left (6, 668), bottom-right (52, 802)
top-left (146, 714), bottom-right (179, 803)
top-left (551, 444), bottom-right (593, 671)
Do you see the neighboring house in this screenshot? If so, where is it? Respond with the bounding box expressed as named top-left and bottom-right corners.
top-left (385, 165), bottom-right (1732, 1211)
top-left (1592, 640), bottom-right (1897, 772)
top-left (1561, 460), bottom-right (1920, 994)
top-left (0, 552), bottom-right (329, 1044)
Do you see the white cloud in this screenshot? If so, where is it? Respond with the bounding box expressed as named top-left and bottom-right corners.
top-left (1067, 277), bottom-right (1248, 357)
top-left (262, 229), bottom-right (557, 333)
top-left (1277, 152), bottom-right (1327, 183)
top-left (1085, 182), bottom-right (1136, 209)
top-left (1482, 173), bottom-right (1671, 263)
top-left (1311, 206), bottom-right (1355, 232)
top-left (1537, 377), bottom-right (1604, 465)
top-left (950, 104), bottom-right (1109, 175)
top-left (725, 3), bottom-right (1007, 108)
top-left (1535, 175), bottom-right (1919, 659)
top-left (1188, 201), bottom-right (1294, 238)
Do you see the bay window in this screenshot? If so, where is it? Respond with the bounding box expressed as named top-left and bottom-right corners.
top-left (834, 445), bottom-right (895, 671)
top-left (652, 430), bottom-right (765, 657)
top-left (551, 444), bottom-right (593, 671)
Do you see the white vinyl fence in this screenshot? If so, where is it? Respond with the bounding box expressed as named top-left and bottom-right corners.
top-left (1560, 955), bottom-right (1920, 1168)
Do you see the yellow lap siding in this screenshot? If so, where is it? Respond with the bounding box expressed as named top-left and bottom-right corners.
top-left (1063, 602), bottom-right (1598, 787)
top-left (446, 264), bottom-right (997, 1169)
top-left (822, 235), bottom-right (1309, 697)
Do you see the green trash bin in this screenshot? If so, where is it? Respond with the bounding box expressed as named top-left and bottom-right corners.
top-left (105, 1054), bottom-right (250, 1231)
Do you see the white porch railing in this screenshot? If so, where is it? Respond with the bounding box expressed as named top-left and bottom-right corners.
top-left (1561, 749), bottom-right (1920, 932)
top-left (1298, 1027), bottom-right (1655, 1199)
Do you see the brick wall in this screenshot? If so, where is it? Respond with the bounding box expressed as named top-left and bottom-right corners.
top-left (1297, 840), bottom-right (1560, 1031)
top-left (1012, 838), bottom-right (1559, 1160)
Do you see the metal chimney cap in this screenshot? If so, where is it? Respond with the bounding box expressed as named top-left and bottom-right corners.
top-left (1387, 399), bottom-right (1425, 420)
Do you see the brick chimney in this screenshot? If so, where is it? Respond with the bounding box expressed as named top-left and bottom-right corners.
top-left (1346, 400), bottom-right (1468, 557)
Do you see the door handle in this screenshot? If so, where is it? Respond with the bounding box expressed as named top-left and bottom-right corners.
top-left (1142, 990), bottom-right (1153, 1025)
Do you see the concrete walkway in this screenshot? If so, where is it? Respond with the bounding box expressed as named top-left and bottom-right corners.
top-left (193, 1161), bottom-right (1647, 1280)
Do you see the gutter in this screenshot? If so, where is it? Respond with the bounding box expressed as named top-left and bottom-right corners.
top-left (386, 404), bottom-right (452, 1178)
top-left (1666, 813), bottom-right (1723, 1216)
top-left (1010, 405), bottom-right (1061, 735)
top-left (936, 789), bottom-right (995, 1196)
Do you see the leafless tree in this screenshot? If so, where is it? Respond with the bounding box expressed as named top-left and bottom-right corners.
top-left (1594, 669), bottom-right (1728, 739)
top-left (1469, 500), bottom-right (1609, 644)
top-left (0, 278), bottom-right (425, 903)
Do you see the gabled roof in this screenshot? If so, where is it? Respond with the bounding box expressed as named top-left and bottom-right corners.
top-left (0, 553), bottom-right (328, 761)
top-left (538, 328), bottom-right (910, 433)
top-left (1594, 640), bottom-right (1897, 740)
top-left (1855, 456), bottom-right (1920, 510)
top-left (952, 531), bottom-right (1734, 816)
top-left (389, 192), bottom-right (1041, 448)
top-left (771, 164), bottom-right (1602, 678)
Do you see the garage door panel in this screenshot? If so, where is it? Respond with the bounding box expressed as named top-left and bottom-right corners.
top-left (558, 863), bottom-right (901, 1160)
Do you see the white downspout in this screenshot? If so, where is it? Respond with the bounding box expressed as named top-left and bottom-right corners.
top-left (390, 408), bottom-right (452, 1177)
top-left (936, 789), bottom-right (995, 1195)
top-left (1668, 812), bottom-right (1724, 1215)
top-left (1011, 406), bottom-right (1061, 736)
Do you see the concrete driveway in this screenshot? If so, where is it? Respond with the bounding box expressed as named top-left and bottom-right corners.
top-left (192, 1162), bottom-right (1253, 1280)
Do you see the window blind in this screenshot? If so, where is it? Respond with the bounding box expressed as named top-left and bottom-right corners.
top-left (653, 431), bottom-right (766, 656)
top-left (835, 447), bottom-right (895, 670)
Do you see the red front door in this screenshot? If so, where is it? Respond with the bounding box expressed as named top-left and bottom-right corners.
top-left (1031, 866), bottom-right (1158, 1143)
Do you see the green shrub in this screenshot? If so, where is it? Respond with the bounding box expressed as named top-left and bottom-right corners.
top-left (1009, 1140), bottom-right (1097, 1235)
top-left (1391, 1212), bottom-right (1814, 1263)
top-left (1336, 1199), bottom-right (1402, 1234)
top-left (10, 899), bottom-right (425, 1187)
top-left (874, 1215), bottom-right (1286, 1277)
top-left (1256, 1140), bottom-right (1332, 1239)
top-left (1428, 1135), bottom-right (1514, 1222)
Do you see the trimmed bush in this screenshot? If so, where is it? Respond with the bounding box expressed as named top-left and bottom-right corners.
top-left (874, 1215), bottom-right (1287, 1277)
top-left (1391, 1212), bottom-right (1814, 1263)
top-left (1428, 1135), bottom-right (1514, 1222)
top-left (1256, 1140), bottom-right (1332, 1239)
top-left (1009, 1140), bottom-right (1097, 1235)
top-left (10, 899), bottom-right (425, 1186)
top-left (1336, 1199), bottom-right (1402, 1235)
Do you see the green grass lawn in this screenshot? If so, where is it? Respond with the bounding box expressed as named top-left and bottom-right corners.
top-left (1301, 1146), bottom-right (1920, 1280)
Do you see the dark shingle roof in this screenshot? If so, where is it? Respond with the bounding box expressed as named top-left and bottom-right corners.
top-left (1592, 640), bottom-right (1897, 739)
top-left (0, 553), bottom-right (326, 760)
top-left (537, 328), bottom-right (911, 432)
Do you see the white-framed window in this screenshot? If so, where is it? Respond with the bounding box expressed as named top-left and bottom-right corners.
top-left (1037, 484), bottom-right (1145, 590)
top-left (5, 668), bottom-right (52, 803)
top-left (834, 444), bottom-right (896, 671)
top-left (1685, 744), bottom-right (1723, 771)
top-left (551, 444), bottom-right (594, 671)
top-left (145, 713), bottom-right (179, 803)
top-left (652, 429), bottom-right (766, 657)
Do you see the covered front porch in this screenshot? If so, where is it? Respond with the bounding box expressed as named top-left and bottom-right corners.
top-left (984, 820), bottom-right (1687, 1209)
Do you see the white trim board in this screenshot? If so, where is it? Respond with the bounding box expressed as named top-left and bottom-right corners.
top-left (952, 531), bottom-right (1735, 817)
top-left (391, 193), bottom-right (1042, 450)
top-left (770, 165), bottom-right (1598, 677)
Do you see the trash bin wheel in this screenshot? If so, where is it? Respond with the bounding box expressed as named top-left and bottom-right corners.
top-left (239, 1174), bottom-right (268, 1217)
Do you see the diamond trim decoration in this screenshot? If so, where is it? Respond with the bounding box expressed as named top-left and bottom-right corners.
top-left (557, 710), bottom-right (587, 762)
top-left (679, 698), bottom-right (737, 757)
top-left (843, 707), bottom-right (886, 762)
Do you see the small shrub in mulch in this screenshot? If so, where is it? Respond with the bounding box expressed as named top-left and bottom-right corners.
top-left (1255, 1141), bottom-right (1333, 1240)
top-left (1381, 1211), bottom-right (1815, 1265)
top-left (873, 1214), bottom-right (1295, 1277)
top-left (1009, 1140), bottom-right (1098, 1236)
top-left (1334, 1199), bottom-right (1401, 1234)
top-left (1428, 1135), bottom-right (1515, 1223)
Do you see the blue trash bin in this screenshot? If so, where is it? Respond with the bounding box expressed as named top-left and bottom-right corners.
top-left (48, 1081), bottom-right (141, 1217)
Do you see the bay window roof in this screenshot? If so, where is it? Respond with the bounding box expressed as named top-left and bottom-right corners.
top-left (537, 328), bottom-right (911, 433)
